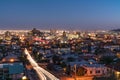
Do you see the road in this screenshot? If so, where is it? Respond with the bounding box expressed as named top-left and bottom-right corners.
top-left (24, 48), bottom-right (59, 80)
top-left (27, 70), bottom-right (39, 80)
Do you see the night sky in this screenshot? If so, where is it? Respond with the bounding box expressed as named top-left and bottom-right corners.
top-left (0, 0), bottom-right (120, 30)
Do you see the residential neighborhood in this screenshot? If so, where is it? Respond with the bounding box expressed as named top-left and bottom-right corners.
top-left (0, 29), bottom-right (120, 80)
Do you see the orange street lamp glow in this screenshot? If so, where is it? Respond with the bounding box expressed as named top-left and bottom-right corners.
top-left (10, 58), bottom-right (14, 62)
top-left (2, 59), bottom-right (6, 62)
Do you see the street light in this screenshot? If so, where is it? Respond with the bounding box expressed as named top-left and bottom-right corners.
top-left (10, 58), bottom-right (14, 62)
top-left (22, 76), bottom-right (28, 80)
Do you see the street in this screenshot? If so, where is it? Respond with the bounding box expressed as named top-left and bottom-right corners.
top-left (24, 48), bottom-right (59, 80)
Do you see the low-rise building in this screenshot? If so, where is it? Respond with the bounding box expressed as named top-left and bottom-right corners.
top-left (0, 62), bottom-right (24, 80)
top-left (69, 60), bottom-right (108, 77)
top-left (83, 64), bottom-right (108, 76)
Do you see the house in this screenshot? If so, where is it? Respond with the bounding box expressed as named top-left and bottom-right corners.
top-left (104, 45), bottom-right (120, 51)
top-left (83, 64), bottom-right (108, 76)
top-left (69, 59), bottom-right (108, 77)
top-left (51, 48), bottom-right (71, 54)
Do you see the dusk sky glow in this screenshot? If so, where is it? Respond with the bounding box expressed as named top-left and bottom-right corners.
top-left (0, 0), bottom-right (120, 30)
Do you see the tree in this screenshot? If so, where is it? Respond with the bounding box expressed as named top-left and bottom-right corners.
top-left (19, 54), bottom-right (30, 65)
top-left (37, 53), bottom-right (44, 62)
top-left (52, 55), bottom-right (62, 64)
top-left (0, 39), bottom-right (3, 43)
top-left (11, 36), bottom-right (21, 45)
top-left (31, 28), bottom-right (43, 37)
top-left (5, 31), bottom-right (11, 37)
top-left (94, 48), bottom-right (107, 55)
top-left (47, 63), bottom-right (54, 70)
top-left (76, 67), bottom-right (86, 76)
top-left (67, 57), bottom-right (75, 62)
top-left (66, 64), bottom-right (71, 75)
top-left (100, 56), bottom-right (115, 65)
top-left (60, 62), bottom-right (67, 68)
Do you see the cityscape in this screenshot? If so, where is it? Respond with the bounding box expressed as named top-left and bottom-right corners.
top-left (0, 0), bottom-right (120, 80)
top-left (0, 29), bottom-right (120, 80)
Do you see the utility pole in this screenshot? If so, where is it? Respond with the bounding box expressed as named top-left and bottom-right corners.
top-left (74, 64), bottom-right (77, 80)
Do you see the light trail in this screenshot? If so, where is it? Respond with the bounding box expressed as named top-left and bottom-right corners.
top-left (24, 48), bottom-right (59, 80)
top-left (24, 49), bottom-right (46, 80)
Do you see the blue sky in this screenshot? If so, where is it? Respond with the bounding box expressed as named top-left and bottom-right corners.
top-left (0, 0), bottom-right (120, 30)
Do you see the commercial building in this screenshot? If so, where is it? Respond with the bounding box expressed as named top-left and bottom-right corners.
top-left (0, 62), bottom-right (24, 80)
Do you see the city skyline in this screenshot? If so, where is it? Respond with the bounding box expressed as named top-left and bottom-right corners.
top-left (0, 0), bottom-right (120, 30)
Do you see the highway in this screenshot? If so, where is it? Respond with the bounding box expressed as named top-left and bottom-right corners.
top-left (24, 48), bottom-right (59, 80)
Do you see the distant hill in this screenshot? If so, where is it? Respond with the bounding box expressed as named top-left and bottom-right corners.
top-left (110, 29), bottom-right (120, 32)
